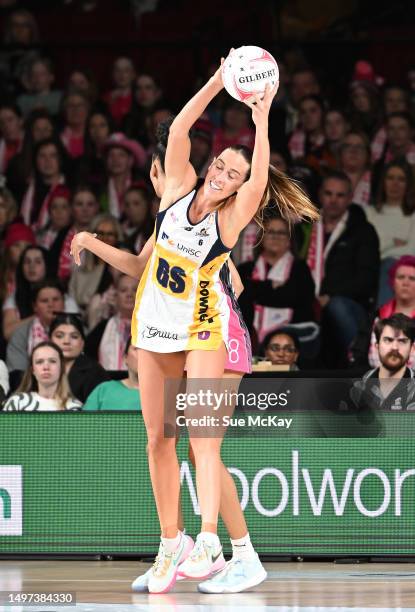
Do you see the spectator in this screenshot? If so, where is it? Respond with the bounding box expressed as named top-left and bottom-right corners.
top-left (2, 245), bottom-right (78, 341)
top-left (286, 67), bottom-right (321, 134)
top-left (270, 149), bottom-right (290, 174)
top-left (36, 185), bottom-right (72, 248)
top-left (122, 182), bottom-right (153, 254)
top-left (48, 186), bottom-right (99, 283)
top-left (212, 101), bottom-right (254, 157)
top-left (321, 108), bottom-right (350, 170)
top-left (3, 341), bottom-right (81, 411)
top-left (60, 91), bottom-right (90, 159)
top-left (20, 137), bottom-right (68, 231)
top-left (0, 221), bottom-right (35, 304)
top-left (103, 56), bottom-right (136, 126)
top-left (6, 109), bottom-right (55, 200)
top-left (85, 273), bottom-right (138, 370)
top-left (190, 118), bottom-right (213, 177)
top-left (145, 107), bottom-right (173, 160)
top-left (0, 358), bottom-right (9, 404)
top-left (352, 256), bottom-right (415, 370)
top-left (6, 279), bottom-right (65, 374)
top-left (379, 112), bottom-right (415, 167)
top-left (238, 215), bottom-right (316, 355)
top-left (297, 170), bottom-right (380, 367)
top-left (83, 336), bottom-right (141, 411)
top-left (123, 73), bottom-right (163, 146)
top-left (348, 81), bottom-right (380, 140)
top-left (288, 95), bottom-right (325, 171)
top-left (69, 213), bottom-right (123, 313)
top-left (350, 314), bottom-right (415, 412)
top-left (0, 102), bottom-right (24, 173)
top-left (78, 109), bottom-right (114, 189)
top-left (366, 159), bottom-right (415, 304)
top-left (17, 57), bottom-right (62, 118)
top-left (339, 131), bottom-right (372, 208)
top-left (100, 132), bottom-right (146, 217)
top-left (371, 86), bottom-right (411, 163)
top-left (0, 184), bottom-right (18, 246)
top-left (49, 313), bottom-right (110, 403)
top-left (262, 329), bottom-right (300, 370)
top-left (66, 67), bottom-right (99, 107)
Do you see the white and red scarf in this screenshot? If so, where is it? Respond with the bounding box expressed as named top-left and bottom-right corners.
top-left (98, 315), bottom-right (131, 370)
top-left (252, 252), bottom-right (294, 344)
top-left (21, 177), bottom-right (65, 231)
top-left (28, 317), bottom-right (49, 355)
top-left (107, 176), bottom-right (132, 219)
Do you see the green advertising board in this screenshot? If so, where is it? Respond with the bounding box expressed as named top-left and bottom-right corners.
top-left (0, 412), bottom-right (414, 556)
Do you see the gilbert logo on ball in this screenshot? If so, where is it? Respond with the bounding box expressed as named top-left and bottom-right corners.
top-left (222, 46), bottom-right (279, 102)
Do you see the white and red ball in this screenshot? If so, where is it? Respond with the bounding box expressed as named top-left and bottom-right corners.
top-left (221, 45), bottom-right (279, 102)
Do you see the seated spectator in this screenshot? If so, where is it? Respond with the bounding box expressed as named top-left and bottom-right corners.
top-left (262, 329), bottom-right (300, 370)
top-left (20, 137), bottom-right (68, 231)
top-left (352, 256), bottom-right (415, 370)
top-left (339, 131), bottom-right (372, 208)
top-left (366, 159), bottom-right (415, 304)
top-left (60, 91), bottom-right (90, 159)
top-left (288, 95), bottom-right (325, 171)
top-left (0, 184), bottom-right (18, 246)
top-left (36, 185), bottom-right (72, 248)
top-left (103, 57), bottom-right (136, 126)
top-left (85, 273), bottom-right (138, 370)
top-left (6, 109), bottom-right (55, 200)
top-left (83, 336), bottom-right (141, 411)
top-left (100, 132), bottom-right (146, 218)
top-left (371, 85), bottom-right (411, 163)
top-left (2, 245), bottom-right (78, 341)
top-left (0, 222), bottom-right (35, 305)
top-left (238, 215), bottom-right (316, 355)
top-left (77, 109), bottom-right (114, 190)
top-left (122, 182), bottom-right (153, 254)
top-left (321, 108), bottom-right (350, 169)
top-left (190, 118), bottom-right (213, 177)
top-left (66, 67), bottom-right (99, 107)
top-left (296, 170), bottom-right (380, 367)
top-left (375, 112), bottom-right (415, 172)
top-left (212, 100), bottom-right (254, 157)
top-left (123, 73), bottom-right (163, 146)
top-left (17, 57), bottom-right (62, 118)
top-left (145, 106), bottom-right (173, 161)
top-left (48, 186), bottom-right (100, 283)
top-left (3, 341), bottom-right (81, 411)
top-left (0, 103), bottom-right (24, 173)
top-left (350, 314), bottom-right (415, 412)
top-left (348, 79), bottom-right (380, 140)
top-left (49, 313), bottom-right (110, 403)
top-left (69, 213), bottom-right (123, 314)
top-left (0, 359), bottom-right (9, 404)
top-left (6, 278), bottom-right (65, 373)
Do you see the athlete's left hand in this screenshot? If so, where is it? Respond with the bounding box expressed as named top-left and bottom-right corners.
top-left (244, 81), bottom-right (279, 127)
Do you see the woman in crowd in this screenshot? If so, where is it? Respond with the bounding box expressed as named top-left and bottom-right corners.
top-left (49, 313), bottom-right (110, 403)
top-left (122, 183), bottom-right (154, 254)
top-left (59, 91), bottom-right (90, 159)
top-left (36, 185), bottom-right (72, 248)
top-left (122, 73), bottom-right (163, 146)
top-left (339, 131), bottom-right (372, 208)
top-left (0, 222), bottom-right (35, 306)
top-left (211, 100), bottom-right (254, 157)
top-left (85, 273), bottom-right (137, 370)
top-left (3, 340), bottom-right (81, 411)
top-left (366, 159), bottom-right (415, 304)
top-left (322, 108), bottom-right (349, 168)
top-left (2, 245), bottom-right (78, 341)
top-left (288, 94), bottom-right (326, 171)
top-left (348, 81), bottom-right (381, 139)
top-left (238, 214), bottom-right (317, 355)
top-left (103, 56), bottom-right (136, 126)
top-left (0, 184), bottom-right (18, 246)
top-left (78, 109), bottom-right (114, 190)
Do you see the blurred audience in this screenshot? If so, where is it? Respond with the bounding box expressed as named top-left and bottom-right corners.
top-left (262, 329), bottom-right (300, 370)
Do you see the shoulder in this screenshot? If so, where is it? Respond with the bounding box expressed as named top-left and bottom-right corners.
top-left (3, 392), bottom-right (36, 411)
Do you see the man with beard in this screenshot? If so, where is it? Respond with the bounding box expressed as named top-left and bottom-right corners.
top-left (349, 313), bottom-right (415, 411)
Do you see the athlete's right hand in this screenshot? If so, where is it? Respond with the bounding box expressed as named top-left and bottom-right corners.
top-left (70, 231), bottom-right (95, 266)
top-left (210, 49), bottom-right (233, 89)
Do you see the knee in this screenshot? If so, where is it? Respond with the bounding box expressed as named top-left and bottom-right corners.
top-left (190, 438), bottom-right (221, 460)
top-left (147, 432), bottom-right (176, 457)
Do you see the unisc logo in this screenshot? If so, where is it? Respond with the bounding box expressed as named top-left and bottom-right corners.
top-left (199, 280), bottom-right (213, 323)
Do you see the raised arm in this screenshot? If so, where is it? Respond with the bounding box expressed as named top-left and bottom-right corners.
top-left (70, 232), bottom-right (154, 279)
top-left (160, 63), bottom-right (224, 205)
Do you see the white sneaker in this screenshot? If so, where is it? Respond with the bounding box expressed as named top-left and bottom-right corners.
top-left (134, 534), bottom-right (193, 594)
top-left (178, 534), bottom-right (225, 579)
top-left (198, 554), bottom-right (267, 593)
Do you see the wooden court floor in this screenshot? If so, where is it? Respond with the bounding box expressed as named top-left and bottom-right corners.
top-left (1, 560), bottom-right (415, 610)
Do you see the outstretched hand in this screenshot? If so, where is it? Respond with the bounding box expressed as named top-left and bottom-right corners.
top-left (244, 81), bottom-right (279, 127)
top-left (211, 48), bottom-right (234, 89)
top-left (70, 231), bottom-right (95, 266)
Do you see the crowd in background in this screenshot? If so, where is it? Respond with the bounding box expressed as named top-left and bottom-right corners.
top-left (1, 4), bottom-right (415, 411)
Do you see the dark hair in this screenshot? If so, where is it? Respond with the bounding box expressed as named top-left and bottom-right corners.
top-left (84, 108), bottom-right (114, 158)
top-left (33, 137), bottom-right (66, 176)
top-left (0, 102), bottom-right (22, 118)
top-left (299, 94), bottom-right (325, 113)
top-left (15, 245), bottom-right (51, 318)
top-left (263, 328), bottom-right (301, 353)
top-left (374, 313), bottom-right (415, 344)
top-left (31, 278), bottom-right (64, 304)
top-left (320, 169), bottom-right (353, 195)
top-left (49, 313), bottom-right (86, 341)
top-left (124, 336), bottom-right (132, 354)
top-left (375, 158), bottom-right (415, 215)
top-left (386, 111), bottom-right (414, 129)
top-left (153, 116), bottom-right (175, 171)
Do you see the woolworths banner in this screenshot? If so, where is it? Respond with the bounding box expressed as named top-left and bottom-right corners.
top-left (0, 412), bottom-right (415, 556)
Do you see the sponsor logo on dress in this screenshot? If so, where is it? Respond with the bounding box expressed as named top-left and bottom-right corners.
top-left (198, 280), bottom-right (214, 323)
top-left (196, 228), bottom-right (210, 237)
top-left (142, 326), bottom-right (179, 340)
top-left (177, 244), bottom-right (201, 257)
top-left (183, 226), bottom-right (193, 231)
top-left (198, 331), bottom-right (211, 340)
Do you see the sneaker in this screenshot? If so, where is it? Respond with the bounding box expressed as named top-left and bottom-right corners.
top-left (133, 534), bottom-right (193, 594)
top-left (178, 534), bottom-right (225, 579)
top-left (197, 554), bottom-right (267, 593)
